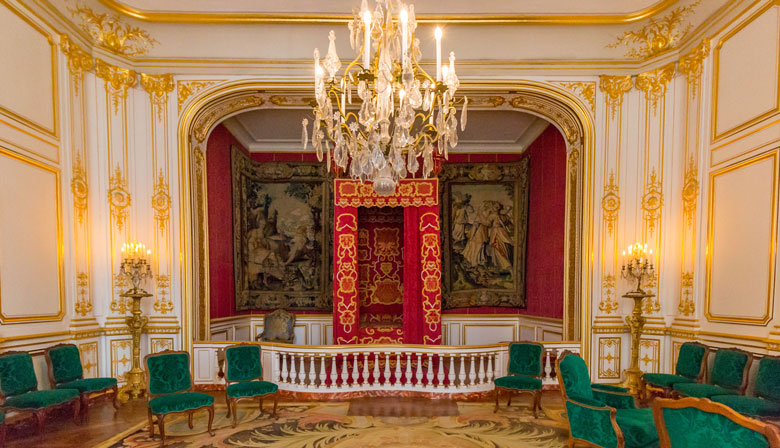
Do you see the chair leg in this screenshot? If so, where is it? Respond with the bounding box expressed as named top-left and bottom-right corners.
top-left (158, 414), bottom-right (166, 448)
top-left (567, 439), bottom-right (575, 448)
top-left (231, 400), bottom-right (238, 428)
top-left (80, 394), bottom-right (89, 424)
top-left (207, 405), bottom-right (215, 436)
top-left (34, 410), bottom-right (46, 443)
top-left (507, 393), bottom-right (512, 407)
top-left (225, 392), bottom-right (232, 417)
top-left (494, 388), bottom-right (500, 413)
top-left (148, 408), bottom-right (155, 438)
top-left (188, 411), bottom-right (194, 429)
top-left (532, 390), bottom-right (541, 419)
top-left (272, 392), bottom-right (278, 419)
top-left (259, 398), bottom-right (263, 415)
top-left (73, 396), bottom-right (82, 425)
top-left (112, 385), bottom-right (120, 410)
top-left (0, 422), bottom-right (5, 448)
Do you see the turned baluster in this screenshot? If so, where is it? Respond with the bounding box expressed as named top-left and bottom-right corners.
top-left (372, 353), bottom-right (380, 385)
top-left (486, 353), bottom-right (494, 383)
top-left (544, 350), bottom-right (552, 383)
top-left (362, 353), bottom-right (370, 386)
top-left (305, 354), bottom-right (315, 388)
top-left (447, 354), bottom-right (455, 389)
top-left (298, 354), bottom-right (307, 385)
top-left (351, 353), bottom-right (359, 388)
top-left (437, 354), bottom-right (445, 389)
top-left (319, 355), bottom-right (327, 389)
top-left (458, 354), bottom-right (466, 387)
top-left (478, 354), bottom-right (486, 384)
top-left (415, 353), bottom-right (423, 387)
top-left (340, 354), bottom-right (349, 389)
top-left (469, 354), bottom-right (477, 386)
top-left (425, 354), bottom-right (434, 388)
top-left (383, 352), bottom-right (391, 385)
top-left (395, 352), bottom-right (402, 385)
top-left (330, 354), bottom-right (338, 388)
top-left (404, 352), bottom-right (413, 386)
top-left (281, 353), bottom-right (289, 384)
top-left (289, 354), bottom-right (297, 384)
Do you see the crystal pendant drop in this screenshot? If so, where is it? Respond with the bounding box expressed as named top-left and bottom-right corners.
top-left (373, 165), bottom-right (396, 196)
top-left (461, 96), bottom-right (468, 131)
top-left (407, 148), bottom-right (419, 175)
top-left (301, 118), bottom-right (309, 151)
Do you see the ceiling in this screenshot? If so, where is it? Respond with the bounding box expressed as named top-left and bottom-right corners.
top-left (222, 109), bottom-right (551, 153)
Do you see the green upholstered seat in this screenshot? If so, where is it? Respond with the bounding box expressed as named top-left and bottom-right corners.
top-left (47, 345), bottom-right (85, 384)
top-left (147, 352), bottom-right (193, 396)
top-left (712, 356), bottom-right (780, 418)
top-left (226, 380), bottom-right (279, 398)
top-left (493, 343), bottom-right (544, 416)
top-left (148, 392), bottom-right (214, 414)
top-left (557, 352), bottom-right (659, 448)
top-left (642, 373), bottom-right (696, 388)
top-left (644, 343), bottom-right (707, 397)
top-left (58, 377), bottom-right (118, 394)
top-left (0, 352), bottom-right (40, 397)
top-left (493, 375), bottom-right (542, 390)
top-left (674, 348), bottom-right (751, 398)
top-left (5, 389), bottom-right (79, 409)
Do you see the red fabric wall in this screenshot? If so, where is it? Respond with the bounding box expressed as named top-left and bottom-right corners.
top-left (207, 123), bottom-right (566, 319)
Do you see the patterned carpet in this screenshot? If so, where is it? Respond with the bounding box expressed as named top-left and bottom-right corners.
top-left (99, 401), bottom-right (570, 447)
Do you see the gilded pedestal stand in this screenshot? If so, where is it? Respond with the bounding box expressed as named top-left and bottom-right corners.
top-left (620, 242), bottom-right (655, 397)
top-left (116, 242), bottom-right (153, 402)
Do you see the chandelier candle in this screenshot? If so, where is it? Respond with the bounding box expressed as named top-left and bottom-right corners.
top-left (305, 0), bottom-right (466, 195)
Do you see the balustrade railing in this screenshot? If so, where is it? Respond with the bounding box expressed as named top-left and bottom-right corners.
top-left (192, 341), bottom-right (580, 394)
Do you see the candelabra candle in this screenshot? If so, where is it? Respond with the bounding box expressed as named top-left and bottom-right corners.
top-left (120, 242), bottom-right (153, 294)
top-left (621, 242), bottom-right (655, 293)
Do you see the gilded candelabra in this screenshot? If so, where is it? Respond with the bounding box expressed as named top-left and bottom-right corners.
top-left (117, 242), bottom-right (153, 402)
top-left (620, 242), bottom-right (655, 396)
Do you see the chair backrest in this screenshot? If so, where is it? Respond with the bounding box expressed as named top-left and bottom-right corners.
top-left (653, 397), bottom-right (780, 448)
top-left (675, 342), bottom-right (708, 380)
top-left (754, 356), bottom-right (780, 402)
top-left (45, 344), bottom-right (84, 385)
top-left (0, 352), bottom-right (38, 398)
top-left (710, 348), bottom-right (752, 392)
top-left (507, 342), bottom-right (544, 377)
top-left (261, 309), bottom-right (295, 343)
top-left (144, 351), bottom-right (192, 396)
top-left (555, 351), bottom-right (593, 402)
top-left (225, 344), bottom-right (263, 383)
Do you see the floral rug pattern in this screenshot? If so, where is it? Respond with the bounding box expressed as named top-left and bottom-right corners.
top-left (102, 402), bottom-right (569, 448)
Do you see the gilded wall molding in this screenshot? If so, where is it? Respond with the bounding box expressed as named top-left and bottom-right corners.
top-left (642, 168), bottom-right (663, 237)
top-left (107, 164), bottom-right (131, 231)
top-left (177, 80), bottom-right (222, 113)
top-left (607, 0), bottom-right (700, 59)
top-left (140, 73), bottom-right (174, 120)
top-left (677, 38), bottom-right (710, 98)
top-left (154, 275), bottom-right (173, 313)
top-left (59, 35), bottom-right (94, 94)
top-left (679, 272), bottom-right (695, 315)
top-left (598, 337), bottom-right (621, 379)
top-left (192, 93), bottom-right (266, 142)
top-left (555, 81), bottom-right (596, 114)
top-left (71, 4), bottom-right (157, 56)
top-left (598, 75), bottom-right (633, 119)
top-left (601, 170), bottom-right (620, 235)
top-left (635, 62), bottom-right (676, 113)
top-left (71, 153), bottom-right (88, 224)
top-left (151, 170), bottom-right (171, 234)
top-left (599, 274), bottom-right (619, 314)
top-left (682, 155), bottom-right (698, 226)
top-left (509, 94), bottom-right (581, 145)
top-left (95, 59), bottom-right (137, 113)
top-left (75, 272), bottom-right (92, 316)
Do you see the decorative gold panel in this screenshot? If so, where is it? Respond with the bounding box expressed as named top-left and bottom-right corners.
top-left (598, 337), bottom-right (621, 379)
top-left (642, 168), bottom-right (663, 237)
top-left (71, 5), bottom-right (157, 56)
top-left (607, 1), bottom-right (700, 59)
top-left (599, 75), bottom-right (633, 119)
top-left (150, 338), bottom-right (174, 353)
top-left (601, 170), bottom-right (620, 235)
top-left (639, 338), bottom-right (660, 373)
top-left (78, 341), bottom-right (98, 378)
top-left (110, 338), bottom-right (132, 382)
top-left (635, 62), bottom-right (676, 114)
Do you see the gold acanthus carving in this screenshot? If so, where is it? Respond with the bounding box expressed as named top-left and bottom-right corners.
top-left (108, 164), bottom-right (131, 231)
top-left (642, 168), bottom-right (663, 237)
top-left (599, 75), bottom-right (633, 119)
top-left (509, 95), bottom-right (580, 145)
top-left (152, 169), bottom-right (171, 233)
top-left (95, 60), bottom-right (137, 113)
top-left (601, 170), bottom-right (620, 235)
top-left (679, 272), bottom-right (695, 316)
top-left (71, 5), bottom-right (157, 57)
top-left (154, 275), bottom-right (173, 314)
top-left (75, 272), bottom-right (92, 316)
top-left (678, 38), bottom-right (710, 98)
top-left (556, 82), bottom-right (596, 114)
top-left (177, 81), bottom-right (221, 113)
top-left (608, 0), bottom-right (700, 59)
top-left (635, 62), bottom-right (675, 114)
top-left (59, 35), bottom-right (94, 94)
top-left (111, 274), bottom-right (130, 314)
top-left (599, 274), bottom-right (619, 314)
top-left (682, 155), bottom-right (698, 227)
top-left (71, 153), bottom-right (89, 224)
top-left (192, 94), bottom-right (266, 143)
top-left (140, 73), bottom-right (175, 121)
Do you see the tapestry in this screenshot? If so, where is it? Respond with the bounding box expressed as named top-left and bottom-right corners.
top-left (232, 147), bottom-right (332, 311)
top-left (440, 160), bottom-right (530, 308)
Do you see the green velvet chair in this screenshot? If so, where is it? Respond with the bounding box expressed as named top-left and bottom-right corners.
top-left (224, 344), bottom-right (279, 428)
top-left (493, 342), bottom-right (544, 417)
top-left (711, 355), bottom-right (780, 419)
top-left (45, 343), bottom-right (119, 421)
top-left (556, 351), bottom-right (659, 448)
top-left (653, 397), bottom-right (780, 448)
top-left (642, 342), bottom-right (708, 398)
top-left (0, 351), bottom-right (81, 442)
top-left (673, 347), bottom-right (752, 399)
top-left (144, 350), bottom-right (215, 448)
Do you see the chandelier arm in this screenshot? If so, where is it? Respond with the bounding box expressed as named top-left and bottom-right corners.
top-left (408, 35), bottom-right (435, 85)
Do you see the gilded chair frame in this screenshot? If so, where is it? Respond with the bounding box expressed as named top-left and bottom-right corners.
top-left (0, 350), bottom-right (81, 442)
top-left (494, 341), bottom-right (544, 418)
top-left (144, 350), bottom-right (215, 448)
top-left (652, 397), bottom-right (780, 448)
top-left (44, 343), bottom-right (119, 422)
top-left (223, 343), bottom-right (279, 428)
top-left (556, 350), bottom-right (629, 448)
top-left (642, 341), bottom-right (710, 399)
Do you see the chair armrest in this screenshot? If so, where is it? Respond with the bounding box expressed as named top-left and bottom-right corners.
top-left (593, 387), bottom-right (637, 409)
top-left (565, 398), bottom-right (622, 447)
top-left (592, 383), bottom-right (630, 393)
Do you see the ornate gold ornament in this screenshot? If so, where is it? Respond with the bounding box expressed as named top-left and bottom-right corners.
top-left (598, 337), bottom-right (621, 379)
top-left (152, 170), bottom-right (171, 233)
top-left (556, 81), bottom-right (596, 114)
top-left (682, 155), bottom-right (698, 227)
top-left (111, 273), bottom-right (130, 313)
top-left (642, 168), bottom-right (663, 236)
top-left (601, 170), bottom-right (620, 235)
top-left (599, 274), bottom-right (619, 314)
top-left (510, 95), bottom-right (580, 144)
top-left (635, 62), bottom-right (676, 114)
top-left (75, 272), bottom-right (92, 316)
top-left (177, 80), bottom-right (221, 113)
top-left (154, 274), bottom-right (173, 314)
top-left (71, 153), bottom-right (89, 224)
top-left (95, 60), bottom-right (137, 113)
top-left (71, 5), bottom-right (157, 57)
top-left (679, 271), bottom-right (695, 315)
top-left (608, 0), bottom-right (700, 59)
top-left (678, 38), bottom-right (710, 98)
top-left (108, 164), bottom-right (131, 231)
top-left (192, 94), bottom-right (265, 142)
top-left (140, 73), bottom-right (175, 121)
top-left (59, 35), bottom-right (94, 94)
top-left (598, 75), bottom-right (633, 119)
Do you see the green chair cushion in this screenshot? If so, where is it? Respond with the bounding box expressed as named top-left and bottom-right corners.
top-left (565, 399), bottom-right (618, 448)
top-left (673, 383), bottom-right (740, 398)
top-left (0, 353), bottom-right (38, 397)
top-left (57, 377), bottom-right (117, 394)
top-left (507, 343), bottom-right (543, 377)
top-left (754, 357), bottom-right (780, 402)
top-left (711, 395), bottom-right (780, 418)
top-left (148, 392), bottom-right (214, 414)
top-left (676, 343), bottom-right (707, 379)
top-left (559, 354), bottom-right (593, 401)
top-left (226, 380), bottom-right (279, 398)
top-left (615, 408), bottom-right (659, 448)
top-left (661, 406), bottom-right (771, 448)
top-left (225, 345), bottom-right (262, 382)
top-left (4, 389), bottom-right (78, 409)
top-left (146, 352), bottom-right (191, 395)
top-left (494, 375), bottom-right (542, 390)
top-left (48, 345), bottom-right (84, 384)
top-left (0, 412), bottom-right (4, 423)
top-left (643, 373), bottom-right (696, 388)
top-left (592, 383), bottom-right (630, 393)
top-left (711, 349), bottom-right (749, 390)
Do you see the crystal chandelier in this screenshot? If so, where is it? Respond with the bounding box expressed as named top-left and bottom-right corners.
top-left (302, 0), bottom-right (467, 195)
